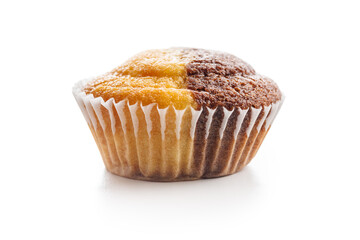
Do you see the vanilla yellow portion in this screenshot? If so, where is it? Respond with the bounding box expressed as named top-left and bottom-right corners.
top-left (85, 49), bottom-right (195, 109)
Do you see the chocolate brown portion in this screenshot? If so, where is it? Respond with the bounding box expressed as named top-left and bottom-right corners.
top-left (202, 107), bottom-right (225, 175)
top-left (203, 108), bottom-right (240, 177)
top-left (192, 107), bottom-right (210, 177)
top-left (182, 48), bottom-right (281, 109)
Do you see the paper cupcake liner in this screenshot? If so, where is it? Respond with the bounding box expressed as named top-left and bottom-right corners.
top-left (73, 79), bottom-right (284, 181)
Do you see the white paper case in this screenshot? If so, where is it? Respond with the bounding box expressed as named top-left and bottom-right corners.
top-left (73, 79), bottom-right (284, 181)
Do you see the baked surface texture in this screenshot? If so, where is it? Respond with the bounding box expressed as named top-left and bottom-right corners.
top-left (84, 48), bottom-right (281, 110)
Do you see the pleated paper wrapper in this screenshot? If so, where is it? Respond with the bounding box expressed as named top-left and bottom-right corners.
top-left (73, 79), bottom-right (284, 181)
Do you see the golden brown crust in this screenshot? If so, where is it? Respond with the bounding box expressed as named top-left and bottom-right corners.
top-left (83, 49), bottom-right (195, 109)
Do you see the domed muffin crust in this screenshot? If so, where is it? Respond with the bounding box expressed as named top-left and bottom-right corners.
top-left (84, 48), bottom-right (281, 110)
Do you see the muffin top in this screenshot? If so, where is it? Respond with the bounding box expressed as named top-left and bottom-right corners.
top-left (84, 48), bottom-right (281, 110)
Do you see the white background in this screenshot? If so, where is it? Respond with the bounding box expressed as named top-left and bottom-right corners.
top-left (1, 0), bottom-right (359, 239)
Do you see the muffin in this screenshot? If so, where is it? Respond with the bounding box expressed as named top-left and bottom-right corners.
top-left (73, 48), bottom-right (283, 181)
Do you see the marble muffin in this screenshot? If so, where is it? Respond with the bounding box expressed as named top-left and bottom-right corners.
top-left (73, 48), bottom-right (283, 181)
